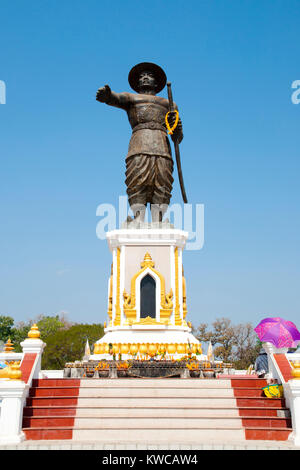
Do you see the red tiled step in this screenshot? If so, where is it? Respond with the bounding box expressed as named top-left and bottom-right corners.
top-left (23, 406), bottom-right (77, 417)
top-left (23, 428), bottom-right (73, 440)
top-left (32, 379), bottom-right (80, 387)
top-left (22, 415), bottom-right (291, 429)
top-left (230, 378), bottom-right (268, 388)
top-left (236, 397), bottom-right (286, 408)
top-left (233, 388), bottom-right (265, 398)
top-left (29, 387), bottom-right (80, 397)
top-left (23, 417), bottom-right (76, 428)
top-left (245, 428), bottom-right (292, 441)
top-left (238, 407), bottom-right (289, 417)
top-left (241, 417), bottom-right (291, 428)
top-left (26, 397), bottom-right (79, 407)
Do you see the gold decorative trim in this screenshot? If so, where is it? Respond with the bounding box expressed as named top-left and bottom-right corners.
top-left (107, 263), bottom-right (113, 322)
top-left (133, 316), bottom-right (167, 326)
top-left (92, 342), bottom-right (202, 356)
top-left (123, 252), bottom-right (173, 325)
top-left (174, 247), bottom-right (182, 325)
top-left (182, 266), bottom-right (187, 320)
top-left (114, 248), bottom-right (121, 326)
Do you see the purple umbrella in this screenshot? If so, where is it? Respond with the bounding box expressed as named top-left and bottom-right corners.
top-left (254, 317), bottom-right (300, 348)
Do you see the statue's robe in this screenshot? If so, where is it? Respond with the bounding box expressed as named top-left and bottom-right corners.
top-left (106, 92), bottom-right (175, 207)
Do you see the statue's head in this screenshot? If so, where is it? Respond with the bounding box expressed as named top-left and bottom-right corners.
top-left (128, 62), bottom-right (167, 95)
top-left (137, 71), bottom-right (158, 94)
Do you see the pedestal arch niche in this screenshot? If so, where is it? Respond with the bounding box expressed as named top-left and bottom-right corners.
top-left (140, 273), bottom-right (156, 319)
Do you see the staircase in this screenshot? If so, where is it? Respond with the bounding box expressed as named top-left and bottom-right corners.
top-left (22, 377), bottom-right (292, 444)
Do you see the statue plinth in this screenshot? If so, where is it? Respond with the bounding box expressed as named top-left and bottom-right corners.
top-left (90, 227), bottom-right (203, 360)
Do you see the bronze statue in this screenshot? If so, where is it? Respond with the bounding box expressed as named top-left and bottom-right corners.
top-left (96, 62), bottom-right (184, 223)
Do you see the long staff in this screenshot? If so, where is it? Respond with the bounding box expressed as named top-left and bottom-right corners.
top-left (166, 82), bottom-right (188, 204)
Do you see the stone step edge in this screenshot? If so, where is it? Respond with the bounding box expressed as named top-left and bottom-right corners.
top-left (23, 416), bottom-right (291, 424)
top-left (26, 395), bottom-right (284, 401)
top-left (23, 405), bottom-right (289, 410)
top-left (23, 415), bottom-right (291, 420)
top-left (22, 425), bottom-right (293, 431)
top-left (30, 385), bottom-right (262, 391)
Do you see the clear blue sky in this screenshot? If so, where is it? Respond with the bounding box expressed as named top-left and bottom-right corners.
top-left (1, 0), bottom-right (299, 329)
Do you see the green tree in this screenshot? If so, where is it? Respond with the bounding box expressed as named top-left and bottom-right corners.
top-left (41, 323), bottom-right (104, 369)
top-left (0, 315), bottom-right (14, 342)
top-left (12, 314), bottom-right (70, 352)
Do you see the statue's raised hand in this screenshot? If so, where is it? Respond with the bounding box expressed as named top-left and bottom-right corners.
top-left (96, 85), bottom-right (111, 103)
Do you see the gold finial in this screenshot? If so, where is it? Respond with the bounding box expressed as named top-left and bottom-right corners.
top-left (4, 338), bottom-right (14, 353)
top-left (28, 324), bottom-right (41, 339)
top-left (141, 252), bottom-right (155, 268)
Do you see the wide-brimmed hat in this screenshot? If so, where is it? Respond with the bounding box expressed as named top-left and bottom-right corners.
top-left (128, 62), bottom-right (167, 93)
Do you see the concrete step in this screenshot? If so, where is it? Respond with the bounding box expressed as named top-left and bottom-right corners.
top-left (24, 427), bottom-right (246, 442)
top-left (25, 396), bottom-right (246, 408)
top-left (24, 416), bottom-right (244, 429)
top-left (23, 415), bottom-right (291, 429)
top-left (23, 405), bottom-right (290, 418)
top-left (79, 378), bottom-right (233, 388)
top-left (29, 387), bottom-right (235, 398)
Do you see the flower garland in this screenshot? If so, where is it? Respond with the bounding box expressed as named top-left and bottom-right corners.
top-left (165, 110), bottom-right (179, 135)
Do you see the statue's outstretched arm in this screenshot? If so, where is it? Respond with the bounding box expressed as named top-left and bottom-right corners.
top-left (96, 85), bottom-right (130, 110)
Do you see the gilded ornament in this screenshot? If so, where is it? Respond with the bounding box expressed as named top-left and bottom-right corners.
top-left (129, 343), bottom-right (139, 355)
top-left (176, 343), bottom-right (186, 354)
top-left (167, 344), bottom-right (176, 354)
top-left (28, 324), bottom-right (41, 339)
top-left (139, 343), bottom-right (148, 355)
top-left (9, 361), bottom-right (22, 380)
top-left (4, 338), bottom-right (14, 352)
top-left (120, 343), bottom-right (129, 354)
top-left (291, 360), bottom-right (300, 379)
top-left (148, 343), bottom-right (157, 357)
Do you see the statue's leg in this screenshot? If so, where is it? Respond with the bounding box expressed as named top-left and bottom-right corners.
top-left (125, 155), bottom-right (154, 223)
top-left (130, 203), bottom-right (146, 223)
top-left (151, 157), bottom-right (174, 222)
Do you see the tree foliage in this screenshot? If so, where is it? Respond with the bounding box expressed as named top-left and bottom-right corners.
top-left (1, 314), bottom-right (104, 369)
top-left (196, 317), bottom-right (261, 369)
top-left (0, 315), bottom-right (15, 342)
top-left (11, 314), bottom-right (70, 352)
top-left (41, 323), bottom-right (104, 369)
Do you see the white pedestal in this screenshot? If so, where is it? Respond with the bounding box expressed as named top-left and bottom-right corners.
top-left (93, 228), bottom-right (201, 357)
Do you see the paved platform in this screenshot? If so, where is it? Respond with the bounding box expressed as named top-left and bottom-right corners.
top-left (0, 439), bottom-right (299, 450)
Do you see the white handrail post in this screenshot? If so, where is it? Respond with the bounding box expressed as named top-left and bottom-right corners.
top-left (0, 380), bottom-right (29, 444)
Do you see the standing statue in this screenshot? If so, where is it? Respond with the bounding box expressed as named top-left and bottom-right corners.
top-left (96, 62), bottom-right (184, 224)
